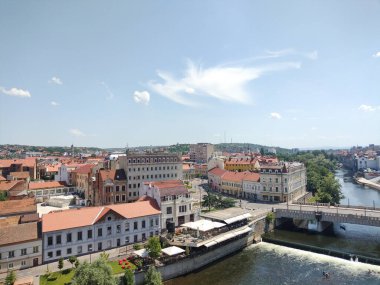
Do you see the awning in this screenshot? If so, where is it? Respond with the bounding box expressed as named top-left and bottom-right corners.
top-left (203, 226), bottom-right (252, 247)
top-left (181, 220), bottom-right (226, 232)
top-left (162, 246), bottom-right (185, 256)
top-left (134, 248), bottom-right (148, 258)
top-left (224, 213), bottom-right (252, 224)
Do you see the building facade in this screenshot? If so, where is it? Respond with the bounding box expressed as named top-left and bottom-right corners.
top-left (189, 143), bottom-right (214, 163)
top-left (41, 199), bottom-right (161, 262)
top-left (140, 180), bottom-right (197, 229)
top-left (259, 162), bottom-right (306, 202)
top-left (119, 152), bottom-right (183, 201)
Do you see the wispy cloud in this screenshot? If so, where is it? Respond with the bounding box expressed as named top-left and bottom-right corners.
top-left (358, 104), bottom-right (380, 112)
top-left (270, 112), bottom-right (282, 119)
top-left (373, 51), bottom-right (380, 58)
top-left (49, 76), bottom-right (63, 85)
top-left (51, 101), bottom-right (59, 106)
top-left (0, 86), bottom-right (31, 98)
top-left (100, 82), bottom-right (114, 100)
top-left (133, 90), bottom-right (150, 105)
top-left (149, 59), bottom-right (301, 106)
top-left (69, 129), bottom-right (86, 137)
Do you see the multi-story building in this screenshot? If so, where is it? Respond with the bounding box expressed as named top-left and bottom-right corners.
top-left (0, 222), bottom-right (42, 273)
top-left (259, 162), bottom-right (306, 203)
top-left (189, 143), bottom-right (214, 163)
top-left (0, 158), bottom-right (37, 180)
top-left (41, 198), bottom-right (161, 262)
top-left (96, 169), bottom-right (128, 205)
top-left (224, 157), bottom-right (260, 172)
top-left (28, 181), bottom-right (74, 201)
top-left (119, 152), bottom-right (183, 201)
top-left (208, 167), bottom-right (227, 191)
top-left (242, 173), bottom-right (261, 200)
top-left (140, 180), bottom-right (197, 229)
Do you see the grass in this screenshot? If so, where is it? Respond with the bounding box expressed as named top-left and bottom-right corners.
top-left (39, 260), bottom-right (137, 284)
top-left (108, 260), bottom-right (137, 274)
top-left (40, 268), bottom-right (74, 285)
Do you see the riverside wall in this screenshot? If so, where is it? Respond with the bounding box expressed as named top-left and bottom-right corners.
top-left (133, 233), bottom-right (254, 285)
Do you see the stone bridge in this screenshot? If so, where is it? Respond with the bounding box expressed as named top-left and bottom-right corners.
top-left (274, 207), bottom-right (380, 228)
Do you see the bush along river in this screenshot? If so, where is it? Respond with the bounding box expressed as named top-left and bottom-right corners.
top-left (167, 169), bottom-right (380, 284)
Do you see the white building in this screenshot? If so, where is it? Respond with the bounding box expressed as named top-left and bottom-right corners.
top-left (140, 180), bottom-right (197, 229)
top-left (0, 222), bottom-right (42, 273)
top-left (119, 152), bottom-right (183, 200)
top-left (242, 173), bottom-right (261, 200)
top-left (41, 199), bottom-right (161, 262)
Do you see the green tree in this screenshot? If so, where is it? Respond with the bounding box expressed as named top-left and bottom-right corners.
top-left (74, 259), bottom-right (80, 268)
top-left (143, 266), bottom-right (163, 285)
top-left (5, 270), bottom-right (16, 285)
top-left (203, 192), bottom-right (218, 211)
top-left (316, 173), bottom-right (343, 204)
top-left (68, 256), bottom-right (77, 268)
top-left (123, 267), bottom-right (135, 285)
top-left (0, 191), bottom-right (7, 201)
top-left (146, 236), bottom-right (162, 259)
top-left (99, 251), bottom-right (109, 261)
top-left (72, 259), bottom-right (117, 285)
top-left (58, 258), bottom-right (64, 272)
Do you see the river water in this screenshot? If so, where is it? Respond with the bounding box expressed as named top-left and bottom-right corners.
top-left (167, 169), bottom-right (380, 284)
top-left (336, 169), bottom-right (380, 207)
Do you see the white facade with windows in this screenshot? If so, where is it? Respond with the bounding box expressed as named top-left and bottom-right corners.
top-left (119, 153), bottom-right (183, 200)
top-left (42, 201), bottom-right (161, 262)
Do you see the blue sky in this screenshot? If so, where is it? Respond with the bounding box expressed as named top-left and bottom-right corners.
top-left (0, 0), bottom-right (379, 149)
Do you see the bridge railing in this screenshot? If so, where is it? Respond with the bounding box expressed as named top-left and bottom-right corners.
top-left (292, 201), bottom-right (379, 211)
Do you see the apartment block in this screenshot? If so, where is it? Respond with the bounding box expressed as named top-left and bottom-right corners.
top-left (189, 143), bottom-right (214, 163)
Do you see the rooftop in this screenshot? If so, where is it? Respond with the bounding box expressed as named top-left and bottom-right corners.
top-left (0, 222), bottom-right (40, 246)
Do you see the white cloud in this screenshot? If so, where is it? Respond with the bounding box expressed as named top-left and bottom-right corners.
top-left (358, 104), bottom-right (379, 112)
top-left (373, 51), bottom-right (380, 58)
top-left (149, 59), bottom-right (301, 106)
top-left (51, 101), bottom-right (59, 106)
top-left (305, 50), bottom-right (318, 60)
top-left (50, 76), bottom-right (63, 85)
top-left (0, 86), bottom-right (31, 98)
top-left (69, 129), bottom-right (86, 137)
top-left (133, 90), bottom-right (150, 105)
top-left (270, 112), bottom-right (282, 119)
top-left (100, 82), bottom-right (114, 100)
top-left (311, 126), bottom-right (318, 131)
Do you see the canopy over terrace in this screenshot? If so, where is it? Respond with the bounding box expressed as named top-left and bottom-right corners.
top-left (134, 248), bottom-right (148, 258)
top-left (200, 207), bottom-right (252, 224)
top-left (181, 219), bottom-right (225, 232)
top-left (162, 246), bottom-right (185, 256)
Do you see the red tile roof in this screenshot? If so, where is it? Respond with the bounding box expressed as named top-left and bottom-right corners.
top-left (42, 199), bottom-right (160, 232)
top-left (28, 181), bottom-right (67, 190)
top-left (0, 198), bottom-right (36, 217)
top-left (10, 171), bottom-right (30, 179)
top-left (208, 167), bottom-right (227, 177)
top-left (0, 222), bottom-right (40, 246)
top-left (99, 169), bottom-right (126, 181)
top-left (0, 180), bottom-right (25, 191)
top-left (73, 164), bottom-right (93, 174)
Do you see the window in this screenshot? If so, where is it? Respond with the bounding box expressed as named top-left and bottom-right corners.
top-left (77, 246), bottom-right (82, 254)
top-left (150, 232), bottom-right (153, 237)
top-left (125, 236), bottom-right (130, 244)
top-left (179, 205), bottom-right (187, 213)
top-left (56, 235), bottom-right (61, 245)
top-left (134, 222), bottom-right (138, 230)
top-left (47, 252), bottom-right (53, 258)
top-left (98, 242), bottom-right (102, 251)
top-left (107, 226), bottom-right (112, 235)
top-left (150, 219), bottom-right (154, 227)
top-left (155, 218), bottom-right (159, 226)
top-left (67, 248), bottom-right (72, 255)
top-left (21, 249), bottom-right (27, 256)
top-left (21, 260), bottom-right (26, 266)
top-left (88, 229), bottom-right (93, 239)
top-left (8, 251), bottom-right (15, 258)
top-left (142, 233), bottom-right (146, 240)
top-left (88, 244), bottom-right (93, 252)
top-left (8, 263), bottom-right (13, 269)
top-left (122, 186), bottom-right (126, 191)
top-left (67, 233), bottom-right (72, 243)
top-left (142, 220), bottom-right (146, 229)
top-left (275, 187), bottom-right (279, 192)
top-left (47, 236), bottom-right (53, 246)
top-left (134, 235), bottom-right (138, 242)
top-left (125, 222), bottom-right (130, 232)
top-left (77, 231), bottom-right (83, 241)
top-left (116, 186), bottom-right (120, 192)
top-left (98, 228), bottom-right (103, 237)
top-left (117, 225), bottom-right (121, 233)
top-left (33, 246), bottom-right (39, 253)
top-left (275, 178), bottom-right (279, 183)
top-left (56, 250), bottom-right (61, 257)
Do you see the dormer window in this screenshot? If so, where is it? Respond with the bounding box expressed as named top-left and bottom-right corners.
top-left (107, 216), bottom-right (112, 221)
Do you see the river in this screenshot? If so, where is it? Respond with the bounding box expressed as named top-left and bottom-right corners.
top-left (166, 242), bottom-right (380, 285)
top-left (167, 170), bottom-right (380, 284)
top-left (336, 169), bottom-right (380, 207)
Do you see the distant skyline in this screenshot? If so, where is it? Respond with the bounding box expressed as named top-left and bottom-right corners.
top-left (1, 0), bottom-right (379, 149)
